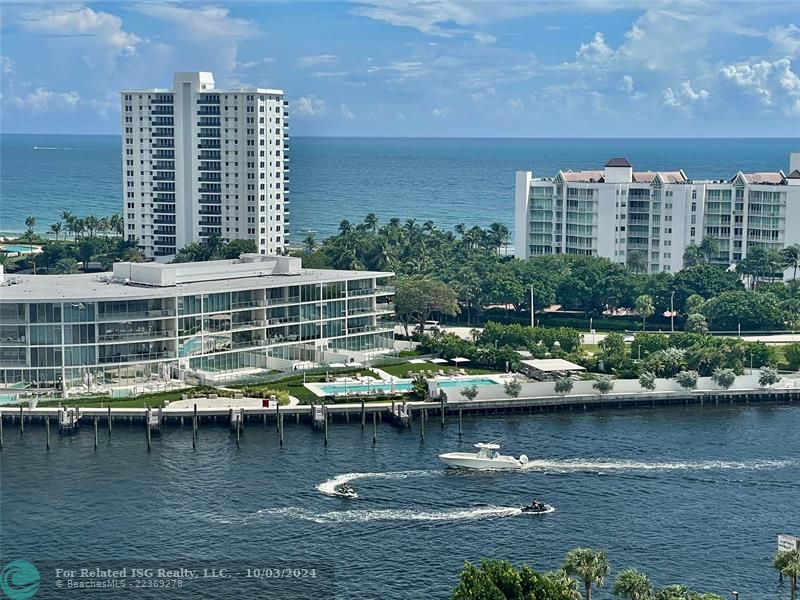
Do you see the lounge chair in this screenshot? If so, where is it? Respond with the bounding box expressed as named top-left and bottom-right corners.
top-left (459, 368), bottom-right (467, 375)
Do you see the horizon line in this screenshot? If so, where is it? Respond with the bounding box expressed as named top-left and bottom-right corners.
top-left (2, 132), bottom-right (799, 141)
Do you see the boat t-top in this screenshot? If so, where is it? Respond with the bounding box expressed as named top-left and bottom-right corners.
top-left (439, 442), bottom-right (529, 470)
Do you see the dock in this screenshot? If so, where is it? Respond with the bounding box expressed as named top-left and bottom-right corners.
top-left (1, 387), bottom-right (797, 449)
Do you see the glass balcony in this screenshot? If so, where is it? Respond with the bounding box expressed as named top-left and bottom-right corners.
top-left (99, 350), bottom-right (172, 364)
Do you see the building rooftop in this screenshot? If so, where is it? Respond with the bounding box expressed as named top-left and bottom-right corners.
top-left (0, 255), bottom-right (392, 302)
top-left (788, 169), bottom-right (800, 179)
top-left (632, 171), bottom-right (687, 184)
top-left (605, 157), bottom-right (632, 167)
top-left (741, 172), bottom-right (786, 185)
top-left (559, 170), bottom-right (605, 183)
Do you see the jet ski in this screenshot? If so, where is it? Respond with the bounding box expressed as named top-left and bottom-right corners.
top-left (333, 484), bottom-right (358, 499)
top-left (521, 499), bottom-right (553, 514)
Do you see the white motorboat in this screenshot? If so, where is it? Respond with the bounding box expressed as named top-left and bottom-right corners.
top-left (439, 442), bottom-right (529, 470)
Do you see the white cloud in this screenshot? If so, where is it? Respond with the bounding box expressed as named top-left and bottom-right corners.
top-left (473, 32), bottom-right (496, 44)
top-left (341, 103), bottom-right (355, 120)
top-left (19, 5), bottom-right (141, 55)
top-left (292, 95), bottom-right (327, 118)
top-left (299, 54), bottom-right (339, 67)
top-left (9, 87), bottom-right (81, 112)
top-left (430, 106), bottom-right (450, 118)
top-left (680, 80), bottom-right (708, 102)
top-left (575, 32), bottom-right (616, 66)
top-left (621, 74), bottom-right (634, 94)
top-left (134, 4), bottom-right (258, 39)
top-left (508, 97), bottom-right (524, 115)
top-left (1, 56), bottom-right (15, 75)
top-left (662, 80), bottom-right (709, 111)
top-left (237, 57), bottom-right (276, 69)
top-left (720, 58), bottom-right (800, 114)
top-left (768, 24), bottom-right (800, 58)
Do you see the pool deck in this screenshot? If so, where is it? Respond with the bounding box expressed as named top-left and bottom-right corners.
top-left (304, 372), bottom-right (507, 398)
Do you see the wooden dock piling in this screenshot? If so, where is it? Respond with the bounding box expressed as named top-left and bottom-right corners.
top-left (361, 399), bottom-right (365, 430)
top-left (458, 408), bottom-right (462, 436)
top-left (440, 398), bottom-right (445, 428)
top-left (372, 412), bottom-right (377, 445)
top-left (279, 413), bottom-right (285, 447)
top-left (146, 418), bottom-right (151, 450)
top-left (46, 417), bottom-right (50, 450)
top-left (192, 404), bottom-right (197, 449)
top-left (420, 408), bottom-right (425, 441)
top-left (0, 413), bottom-right (4, 449)
top-left (94, 417), bottom-right (98, 450)
top-left (324, 405), bottom-right (329, 446)
top-left (107, 405), bottom-right (112, 439)
top-left (19, 404), bottom-right (23, 435)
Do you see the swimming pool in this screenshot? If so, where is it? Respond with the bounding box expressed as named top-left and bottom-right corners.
top-left (0, 244), bottom-right (38, 253)
top-left (437, 378), bottom-right (497, 388)
top-left (315, 377), bottom-right (498, 395)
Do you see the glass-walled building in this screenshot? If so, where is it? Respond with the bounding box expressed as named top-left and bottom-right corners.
top-left (0, 255), bottom-right (394, 392)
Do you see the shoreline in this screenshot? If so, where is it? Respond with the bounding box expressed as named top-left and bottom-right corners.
top-left (3, 386), bottom-right (797, 426)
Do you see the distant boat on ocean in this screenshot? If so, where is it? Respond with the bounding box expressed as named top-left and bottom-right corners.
top-left (33, 146), bottom-right (70, 150)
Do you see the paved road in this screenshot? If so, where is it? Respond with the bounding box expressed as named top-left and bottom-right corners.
top-left (394, 325), bottom-right (800, 345)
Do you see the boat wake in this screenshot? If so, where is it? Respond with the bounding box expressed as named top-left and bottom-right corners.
top-left (316, 469), bottom-right (440, 496)
top-left (256, 505), bottom-right (525, 524)
top-left (521, 458), bottom-right (795, 473)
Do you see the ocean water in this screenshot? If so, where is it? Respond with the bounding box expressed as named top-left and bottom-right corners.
top-left (1, 134), bottom-right (798, 239)
top-left (2, 405), bottom-right (798, 599)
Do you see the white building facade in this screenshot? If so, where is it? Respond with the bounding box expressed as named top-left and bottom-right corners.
top-left (515, 154), bottom-right (800, 276)
top-left (121, 72), bottom-right (289, 260)
top-left (0, 255), bottom-right (394, 393)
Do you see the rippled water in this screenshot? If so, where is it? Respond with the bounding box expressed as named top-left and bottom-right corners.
top-left (2, 405), bottom-right (799, 599)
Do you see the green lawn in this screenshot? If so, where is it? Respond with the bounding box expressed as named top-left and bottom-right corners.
top-left (36, 386), bottom-right (232, 408)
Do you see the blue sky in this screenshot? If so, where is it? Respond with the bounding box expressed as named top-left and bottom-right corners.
top-left (1, 0), bottom-right (799, 136)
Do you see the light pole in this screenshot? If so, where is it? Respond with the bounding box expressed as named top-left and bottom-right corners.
top-left (530, 285), bottom-right (535, 329)
top-left (670, 291), bottom-right (675, 333)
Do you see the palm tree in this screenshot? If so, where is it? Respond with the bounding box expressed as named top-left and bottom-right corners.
top-left (109, 214), bottom-right (124, 237)
top-left (563, 548), bottom-right (610, 600)
top-left (488, 222), bottom-right (510, 254)
top-left (783, 244), bottom-right (800, 280)
top-left (699, 236), bottom-right (721, 263)
top-left (303, 234), bottom-right (316, 252)
top-left (97, 216), bottom-right (111, 236)
top-left (24, 216), bottom-right (37, 252)
top-left (682, 243), bottom-right (704, 268)
top-left (545, 569), bottom-right (582, 600)
top-left (454, 222), bottom-right (466, 239)
top-left (613, 568), bottom-right (653, 600)
top-left (635, 294), bottom-right (655, 331)
top-left (338, 219), bottom-right (352, 235)
top-left (49, 221), bottom-right (62, 241)
top-left (83, 215), bottom-right (99, 237)
top-left (122, 247), bottom-right (145, 263)
top-left (775, 549), bottom-right (800, 600)
top-left (72, 217), bottom-right (86, 242)
top-left (53, 257), bottom-right (80, 274)
top-left (627, 250), bottom-right (648, 274)
top-left (363, 213), bottom-right (379, 234)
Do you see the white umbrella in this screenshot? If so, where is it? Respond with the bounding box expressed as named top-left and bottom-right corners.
top-left (429, 358), bottom-right (448, 364)
top-left (329, 363), bottom-right (347, 368)
top-left (451, 357), bottom-right (471, 364)
top-left (408, 358), bottom-right (427, 364)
